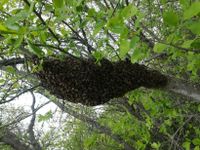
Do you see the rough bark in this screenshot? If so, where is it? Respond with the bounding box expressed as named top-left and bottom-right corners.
top-left (164, 76), bottom-right (200, 102)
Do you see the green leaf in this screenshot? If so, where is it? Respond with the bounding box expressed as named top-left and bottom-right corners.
top-left (182, 141), bottom-right (191, 150)
top-left (92, 51), bottom-right (103, 62)
top-left (183, 2), bottom-right (200, 20)
top-left (0, 23), bottom-right (17, 34)
top-left (5, 10), bottom-right (28, 28)
top-left (119, 39), bottom-right (130, 58)
top-left (0, 23), bottom-right (7, 31)
top-left (93, 20), bottom-right (105, 36)
top-left (87, 8), bottom-right (96, 17)
top-left (0, 79), bottom-right (5, 83)
top-left (40, 31), bottom-right (47, 44)
top-left (84, 134), bottom-right (97, 148)
top-left (53, 0), bottom-right (64, 9)
top-left (193, 138), bottom-right (200, 146)
top-left (0, 0), bottom-right (8, 10)
top-left (179, 0), bottom-right (190, 10)
top-left (130, 36), bottom-right (139, 48)
top-left (151, 142), bottom-right (161, 149)
top-left (28, 2), bottom-right (35, 15)
top-left (163, 11), bottom-right (179, 26)
top-left (182, 40), bottom-right (194, 48)
top-left (107, 16), bottom-right (124, 34)
top-left (198, 105), bottom-right (200, 112)
top-left (153, 43), bottom-right (167, 52)
top-left (121, 4), bottom-right (138, 20)
top-left (194, 146), bottom-right (200, 150)
top-left (6, 66), bottom-right (15, 73)
top-left (131, 42), bottom-right (149, 63)
top-left (131, 47), bottom-right (145, 63)
top-left (187, 21), bottom-right (200, 35)
top-left (38, 111), bottom-right (53, 122)
top-left (27, 41), bottom-right (44, 57)
top-left (191, 39), bottom-right (200, 49)
top-left (13, 35), bottom-right (24, 49)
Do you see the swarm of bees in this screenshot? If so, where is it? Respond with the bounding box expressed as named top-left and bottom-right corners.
top-left (35, 57), bottom-right (168, 106)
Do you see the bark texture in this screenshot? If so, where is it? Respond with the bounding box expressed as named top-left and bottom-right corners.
top-left (164, 76), bottom-right (200, 102)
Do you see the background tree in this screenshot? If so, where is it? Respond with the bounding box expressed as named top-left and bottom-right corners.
top-left (0, 0), bottom-right (200, 149)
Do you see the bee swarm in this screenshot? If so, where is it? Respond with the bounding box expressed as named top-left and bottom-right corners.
top-left (35, 57), bottom-right (168, 106)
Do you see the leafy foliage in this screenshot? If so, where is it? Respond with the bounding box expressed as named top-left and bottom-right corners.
top-left (0, 0), bottom-right (200, 150)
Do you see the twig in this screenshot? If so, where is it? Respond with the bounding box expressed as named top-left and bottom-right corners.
top-left (0, 58), bottom-right (25, 67)
top-left (23, 0), bottom-right (60, 44)
top-left (0, 85), bottom-right (40, 104)
top-left (0, 101), bottom-right (50, 129)
top-left (140, 24), bottom-right (200, 53)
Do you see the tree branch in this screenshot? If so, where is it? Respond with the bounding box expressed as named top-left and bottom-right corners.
top-left (0, 85), bottom-right (40, 104)
top-left (23, 0), bottom-right (60, 44)
top-left (0, 101), bottom-right (50, 129)
top-left (0, 58), bottom-right (25, 67)
top-left (0, 130), bottom-right (32, 150)
top-left (164, 76), bottom-right (200, 102)
top-left (140, 24), bottom-right (200, 53)
top-left (27, 92), bottom-right (42, 150)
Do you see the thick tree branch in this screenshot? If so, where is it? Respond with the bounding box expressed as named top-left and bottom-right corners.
top-left (164, 77), bottom-right (200, 102)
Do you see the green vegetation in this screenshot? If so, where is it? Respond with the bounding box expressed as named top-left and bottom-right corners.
top-left (0, 0), bottom-right (200, 150)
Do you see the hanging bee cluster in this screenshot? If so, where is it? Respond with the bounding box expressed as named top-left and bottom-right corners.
top-left (35, 57), bottom-right (168, 106)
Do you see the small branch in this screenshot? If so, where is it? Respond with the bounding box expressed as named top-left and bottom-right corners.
top-left (141, 52), bottom-right (171, 63)
top-left (125, 0), bottom-right (129, 6)
top-left (27, 92), bottom-right (42, 150)
top-left (140, 24), bottom-right (200, 53)
top-left (111, 0), bottom-right (121, 17)
top-left (0, 101), bottom-right (50, 129)
top-left (23, 0), bottom-right (60, 44)
top-left (0, 58), bottom-right (25, 67)
top-left (0, 85), bottom-right (40, 104)
top-left (62, 20), bottom-right (95, 53)
top-left (79, 15), bottom-right (93, 54)
top-left (103, 0), bottom-right (111, 9)
top-left (169, 115), bottom-right (193, 150)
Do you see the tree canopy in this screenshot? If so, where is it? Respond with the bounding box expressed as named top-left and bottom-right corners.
top-left (0, 0), bottom-right (200, 150)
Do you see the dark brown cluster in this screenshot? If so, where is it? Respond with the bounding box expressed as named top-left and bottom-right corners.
top-left (35, 57), bottom-right (168, 106)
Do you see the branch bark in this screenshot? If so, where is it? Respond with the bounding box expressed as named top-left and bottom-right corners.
top-left (164, 76), bottom-right (200, 102)
top-left (27, 92), bottom-right (42, 150)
